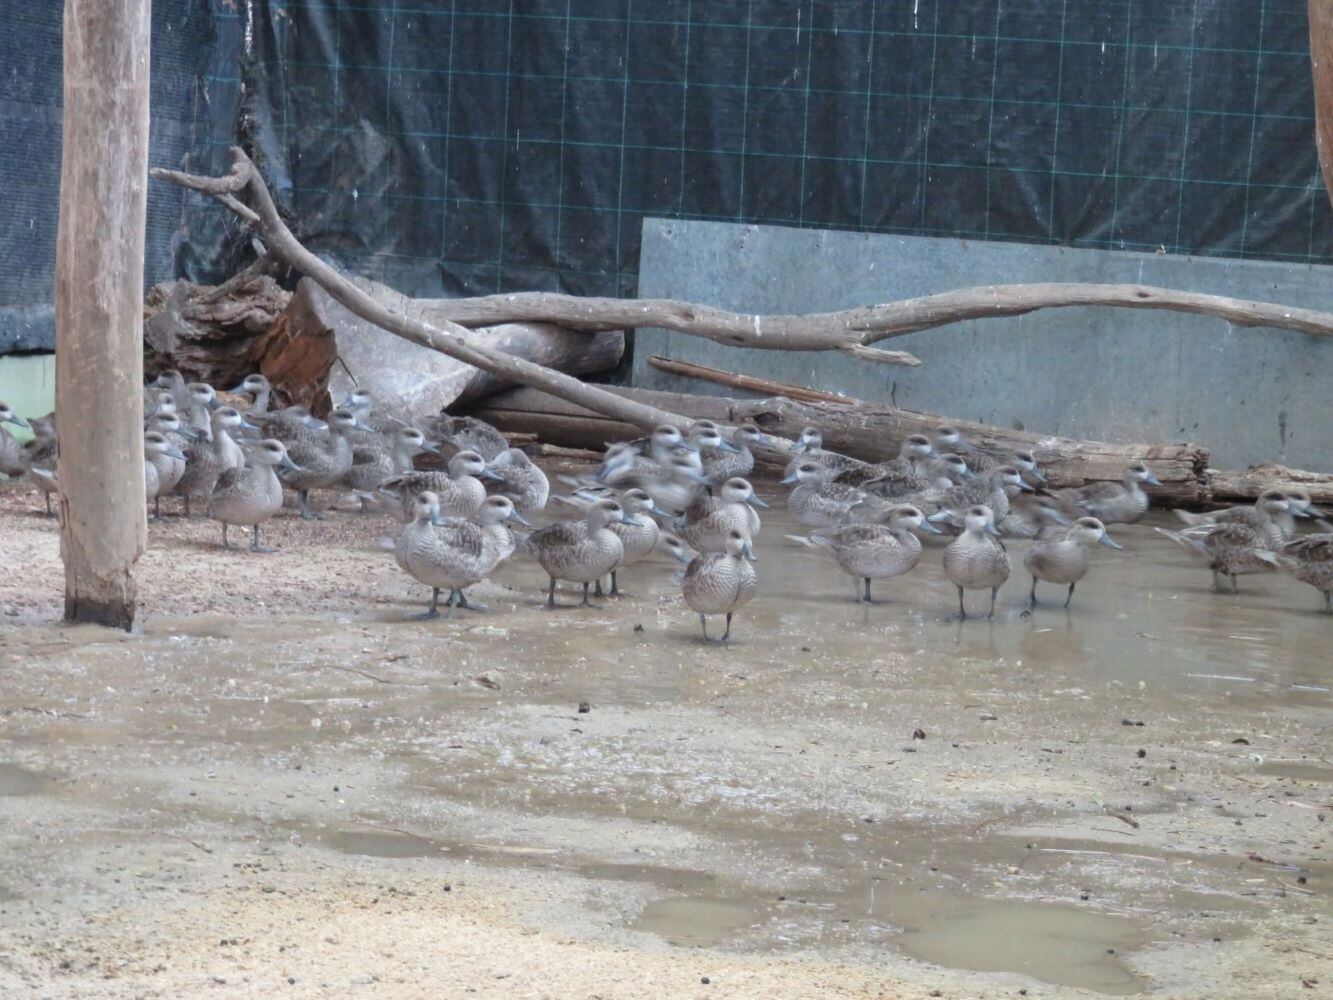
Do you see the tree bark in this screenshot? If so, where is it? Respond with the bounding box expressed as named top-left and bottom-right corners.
top-left (56, 0), bottom-right (151, 630)
top-left (469, 387), bottom-right (1212, 505)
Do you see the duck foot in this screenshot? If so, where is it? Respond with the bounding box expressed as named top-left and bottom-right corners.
top-left (453, 590), bottom-right (488, 612)
top-left (250, 525), bottom-right (277, 554)
top-left (579, 581), bottom-right (603, 608)
top-left (987, 586), bottom-right (999, 620)
top-left (544, 577), bottom-right (560, 610)
top-left (1063, 582), bottom-right (1076, 609)
top-left (298, 491), bottom-right (327, 520)
top-left (606, 570), bottom-right (627, 598)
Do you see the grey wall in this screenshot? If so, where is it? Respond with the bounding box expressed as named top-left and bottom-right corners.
top-left (633, 220), bottom-right (1333, 471)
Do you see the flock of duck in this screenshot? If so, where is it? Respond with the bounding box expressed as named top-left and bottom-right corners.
top-left (1, 371), bottom-right (1331, 641)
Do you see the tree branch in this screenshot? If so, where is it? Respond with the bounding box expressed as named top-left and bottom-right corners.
top-left (150, 149), bottom-right (721, 444)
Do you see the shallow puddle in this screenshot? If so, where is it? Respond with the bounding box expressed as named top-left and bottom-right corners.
top-left (0, 764), bottom-right (48, 796)
top-left (872, 887), bottom-right (1147, 995)
top-left (634, 896), bottom-right (765, 948)
top-left (1255, 759), bottom-right (1331, 783)
top-left (316, 828), bottom-right (444, 859)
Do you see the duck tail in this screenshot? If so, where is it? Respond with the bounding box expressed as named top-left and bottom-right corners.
top-left (1153, 526), bottom-right (1211, 561)
top-left (1172, 509), bottom-right (1211, 527)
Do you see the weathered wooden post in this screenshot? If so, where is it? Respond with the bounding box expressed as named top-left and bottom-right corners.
top-left (1310, 2), bottom-right (1333, 206)
top-left (55, 0), bottom-right (151, 628)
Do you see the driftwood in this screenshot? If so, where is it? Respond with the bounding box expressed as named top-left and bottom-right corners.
top-left (56, 0), bottom-right (150, 629)
top-left (424, 284), bottom-right (1333, 350)
top-left (469, 386), bottom-right (1212, 505)
top-left (151, 149), bottom-right (694, 436)
top-left (646, 355), bottom-right (851, 404)
top-left (1208, 463), bottom-right (1333, 505)
top-left (143, 260), bottom-right (292, 387)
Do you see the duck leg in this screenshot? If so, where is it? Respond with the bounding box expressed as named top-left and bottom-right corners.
top-left (594, 579), bottom-right (605, 598)
top-left (608, 570), bottom-right (623, 597)
top-left (1028, 577), bottom-right (1038, 608)
top-left (250, 525), bottom-right (277, 554)
top-left (863, 578), bottom-right (873, 604)
top-left (987, 586), bottom-right (999, 620)
top-left (220, 523), bottom-right (232, 550)
top-left (298, 489), bottom-right (326, 520)
top-left (183, 495), bottom-right (192, 518)
top-left (719, 612), bottom-right (733, 642)
top-left (152, 495), bottom-right (162, 522)
top-left (546, 576), bottom-right (558, 609)
top-left (956, 585), bottom-right (968, 620)
top-left (43, 492), bottom-right (52, 517)
top-left (1323, 590), bottom-right (1332, 615)
top-left (410, 587), bottom-right (442, 620)
top-left (580, 581), bottom-right (594, 607)
top-left (1230, 574), bottom-right (1240, 594)
top-left (698, 613), bottom-right (711, 642)
top-left (1064, 581), bottom-right (1076, 609)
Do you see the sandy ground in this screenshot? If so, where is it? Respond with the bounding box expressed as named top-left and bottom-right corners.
top-left (0, 468), bottom-right (1330, 999)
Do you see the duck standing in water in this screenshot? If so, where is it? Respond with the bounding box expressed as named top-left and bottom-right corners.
top-left (1023, 516), bottom-right (1122, 610)
top-left (395, 492), bottom-right (529, 619)
top-left (1055, 463), bottom-right (1161, 525)
top-left (211, 439), bottom-right (300, 553)
top-left (796, 503), bottom-right (940, 603)
top-left (682, 528), bottom-right (757, 642)
top-left (525, 498), bottom-right (632, 608)
top-left (942, 505), bottom-right (1010, 619)
top-left (1276, 533), bottom-right (1333, 613)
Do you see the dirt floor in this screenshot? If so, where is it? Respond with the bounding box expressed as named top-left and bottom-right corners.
top-left (0, 464), bottom-right (1330, 999)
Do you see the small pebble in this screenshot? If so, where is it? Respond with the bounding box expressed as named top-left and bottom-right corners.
top-left (1136, 749), bottom-right (1146, 758)
top-left (701, 976), bottom-right (710, 985)
top-left (578, 701), bottom-right (590, 714)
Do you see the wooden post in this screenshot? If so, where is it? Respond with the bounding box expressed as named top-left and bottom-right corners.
top-left (1310, 2), bottom-right (1333, 206)
top-left (55, 0), bottom-right (151, 628)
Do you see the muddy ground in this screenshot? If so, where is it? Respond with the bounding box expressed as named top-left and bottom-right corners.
top-left (0, 465), bottom-right (1329, 999)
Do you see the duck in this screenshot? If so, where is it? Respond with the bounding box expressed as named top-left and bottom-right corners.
top-left (679, 477), bottom-right (767, 553)
top-left (343, 427), bottom-right (438, 512)
top-left (1054, 463), bottom-right (1161, 524)
top-left (143, 415), bottom-right (189, 518)
top-left (1275, 533), bottom-right (1333, 613)
top-left (932, 425), bottom-right (968, 455)
top-left (782, 427), bottom-right (869, 480)
top-left (600, 487), bottom-right (664, 597)
top-left (279, 408), bottom-right (361, 519)
top-left (797, 503), bottom-right (941, 603)
top-left (383, 449), bottom-right (499, 519)
top-left (1155, 520), bottom-right (1279, 593)
top-left (484, 447), bottom-right (550, 514)
top-left (142, 432), bottom-right (187, 503)
top-left (781, 460), bottom-right (868, 527)
top-left (211, 439), bottom-right (300, 552)
top-left (942, 505), bottom-right (1010, 619)
top-left (426, 413), bottom-right (510, 461)
top-left (227, 373), bottom-right (272, 416)
top-left (1282, 488), bottom-right (1326, 520)
top-left (153, 369), bottom-right (191, 413)
top-left (20, 413), bottom-right (58, 515)
top-left (924, 465), bottom-right (1032, 525)
top-left (633, 449), bottom-right (710, 516)
top-left (835, 434), bottom-right (936, 490)
top-left (1022, 516), bottom-right (1122, 609)
top-left (682, 528), bottom-right (757, 643)
top-left (699, 424), bottom-right (768, 484)
top-left (998, 493), bottom-right (1069, 539)
top-left (861, 452), bottom-right (974, 501)
top-left (601, 425), bottom-right (695, 483)
top-left (524, 497), bottom-right (632, 608)
top-left (970, 447), bottom-right (1047, 487)
top-left (394, 492), bottom-right (529, 619)
top-left (182, 382), bottom-right (218, 441)
top-left (172, 406), bottom-right (252, 517)
top-left (0, 402), bottom-right (31, 478)
top-left (1172, 489), bottom-right (1306, 549)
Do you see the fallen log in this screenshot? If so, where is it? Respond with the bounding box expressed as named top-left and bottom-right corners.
top-left (468, 386), bottom-right (1211, 505)
top-left (142, 260), bottom-right (291, 387)
top-left (1207, 463), bottom-right (1333, 506)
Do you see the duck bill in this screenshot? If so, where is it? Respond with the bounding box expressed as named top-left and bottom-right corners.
top-left (163, 446), bottom-right (187, 461)
top-left (1029, 468), bottom-right (1047, 484)
top-left (478, 467), bottom-right (505, 482)
top-left (778, 473), bottom-right (799, 485)
top-left (3, 413), bottom-right (29, 429)
top-left (1099, 533), bottom-right (1124, 549)
top-left (743, 539), bottom-right (757, 562)
top-left (239, 420), bottom-right (261, 433)
top-left (1143, 472), bottom-right (1163, 486)
top-left (745, 495), bottom-right (770, 509)
top-left (716, 439), bottom-right (741, 453)
top-left (1017, 481), bottom-right (1035, 492)
top-left (507, 510), bottom-right (535, 528)
top-left (917, 519), bottom-right (943, 534)
top-left (420, 442), bottom-right (442, 455)
top-left (282, 456), bottom-right (302, 471)
top-left (984, 523), bottom-right (1003, 538)
top-left (926, 510), bottom-right (952, 523)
